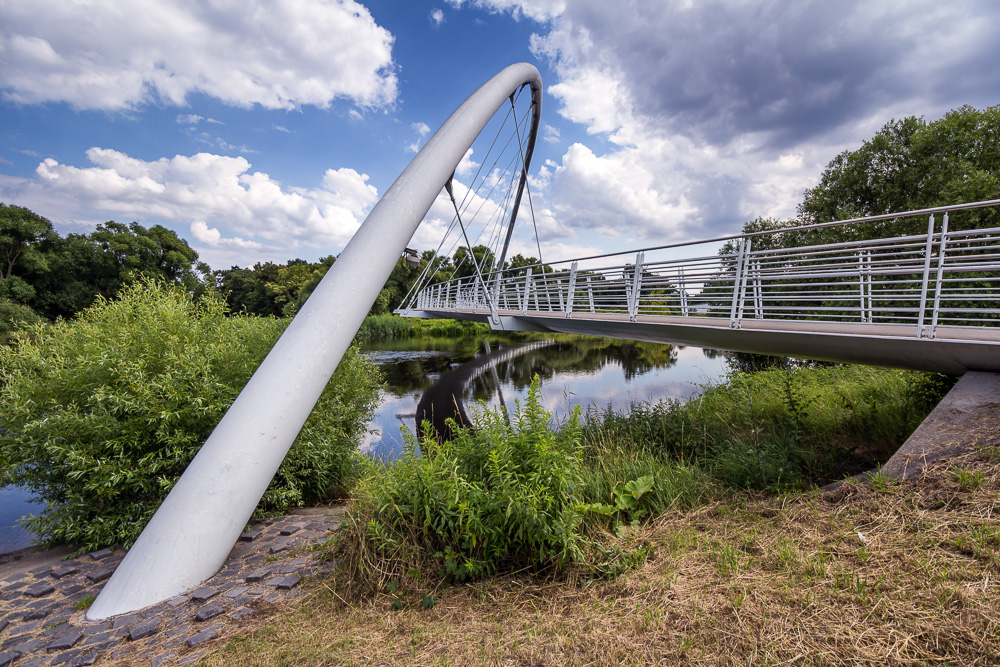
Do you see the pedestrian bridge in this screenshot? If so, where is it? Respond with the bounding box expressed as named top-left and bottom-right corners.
top-left (398, 199), bottom-right (1000, 376)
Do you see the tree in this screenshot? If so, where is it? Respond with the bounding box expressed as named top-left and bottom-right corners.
top-left (0, 204), bottom-right (57, 311)
top-left (89, 221), bottom-right (203, 289)
top-left (799, 104), bottom-right (1000, 233)
top-left (0, 204), bottom-right (56, 282)
top-left (452, 245), bottom-right (496, 280)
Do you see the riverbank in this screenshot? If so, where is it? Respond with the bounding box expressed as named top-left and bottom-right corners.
top-left (0, 507), bottom-right (344, 667)
top-left (200, 445), bottom-right (1000, 665)
top-left (189, 363), bottom-right (1000, 665)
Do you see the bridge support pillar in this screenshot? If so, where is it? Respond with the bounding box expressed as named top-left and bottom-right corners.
top-left (824, 371), bottom-right (1000, 491)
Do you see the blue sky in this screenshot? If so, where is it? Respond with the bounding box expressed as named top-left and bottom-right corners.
top-left (1, 0), bottom-right (998, 271)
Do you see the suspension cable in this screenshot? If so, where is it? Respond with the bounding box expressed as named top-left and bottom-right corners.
top-left (446, 177), bottom-right (495, 313)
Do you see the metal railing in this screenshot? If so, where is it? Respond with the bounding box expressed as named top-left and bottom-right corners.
top-left (402, 199), bottom-right (1000, 340)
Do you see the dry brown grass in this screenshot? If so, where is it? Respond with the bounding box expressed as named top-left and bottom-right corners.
top-left (199, 447), bottom-right (1000, 666)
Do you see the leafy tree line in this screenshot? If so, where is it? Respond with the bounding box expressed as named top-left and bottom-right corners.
top-left (0, 199), bottom-right (550, 339)
top-left (216, 247), bottom-right (548, 318)
top-left (0, 204), bottom-right (208, 326)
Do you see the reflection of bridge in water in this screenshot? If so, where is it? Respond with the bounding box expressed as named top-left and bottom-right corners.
top-left (415, 339), bottom-right (556, 443)
top-left (400, 200), bottom-right (1000, 376)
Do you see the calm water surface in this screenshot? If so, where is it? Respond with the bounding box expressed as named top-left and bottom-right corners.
top-left (360, 336), bottom-right (727, 460)
top-left (0, 336), bottom-right (727, 555)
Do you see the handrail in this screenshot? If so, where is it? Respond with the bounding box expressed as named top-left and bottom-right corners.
top-left (402, 201), bottom-right (1000, 341)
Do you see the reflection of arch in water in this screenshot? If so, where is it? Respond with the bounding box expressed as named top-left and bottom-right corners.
top-left (416, 339), bottom-right (555, 443)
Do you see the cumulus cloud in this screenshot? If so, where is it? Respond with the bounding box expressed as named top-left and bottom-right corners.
top-left (446, 0), bottom-right (565, 22)
top-left (454, 0), bottom-right (1000, 245)
top-left (407, 122), bottom-right (433, 152)
top-left (455, 148), bottom-right (479, 178)
top-left (32, 148), bottom-right (379, 253)
top-left (531, 0), bottom-right (1000, 150)
top-left (0, 0), bottom-right (397, 110)
top-left (430, 8), bottom-right (445, 26)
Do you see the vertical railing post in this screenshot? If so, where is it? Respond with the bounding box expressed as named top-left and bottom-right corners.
top-left (628, 252), bottom-right (645, 321)
top-left (521, 268), bottom-right (533, 315)
top-left (566, 262), bottom-right (579, 318)
top-left (679, 267), bottom-right (688, 317)
top-left (857, 252), bottom-right (865, 323)
top-left (586, 275), bottom-right (595, 313)
top-left (752, 260), bottom-right (763, 319)
top-left (730, 238), bottom-right (750, 328)
top-left (917, 214), bottom-right (936, 337)
top-left (929, 211), bottom-right (950, 338)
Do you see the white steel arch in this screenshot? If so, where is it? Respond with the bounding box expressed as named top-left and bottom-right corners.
top-left (89, 63), bottom-right (542, 619)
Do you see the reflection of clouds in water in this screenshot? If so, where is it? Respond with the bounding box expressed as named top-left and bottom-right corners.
top-left (363, 350), bottom-right (448, 363)
top-left (362, 342), bottom-right (728, 461)
top-left (359, 389), bottom-right (422, 461)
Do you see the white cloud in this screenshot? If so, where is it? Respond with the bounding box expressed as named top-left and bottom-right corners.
top-left (455, 148), bottom-right (479, 178)
top-left (0, 0), bottom-right (397, 110)
top-left (456, 0), bottom-right (1000, 247)
top-left (177, 114), bottom-right (204, 125)
top-left (190, 221), bottom-right (261, 249)
top-left (446, 0), bottom-right (564, 22)
top-left (407, 122), bottom-right (433, 153)
top-left (430, 8), bottom-right (445, 26)
top-left (31, 148), bottom-right (379, 255)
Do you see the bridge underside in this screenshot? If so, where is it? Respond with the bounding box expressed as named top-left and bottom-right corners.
top-left (404, 308), bottom-right (1000, 376)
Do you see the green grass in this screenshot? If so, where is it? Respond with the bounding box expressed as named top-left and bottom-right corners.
top-left (354, 314), bottom-right (489, 340)
top-left (202, 365), bottom-right (999, 667)
top-left (74, 594), bottom-right (96, 611)
top-left (582, 364), bottom-right (954, 490)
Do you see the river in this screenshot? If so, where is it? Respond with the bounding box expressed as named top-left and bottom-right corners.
top-left (0, 335), bottom-right (727, 555)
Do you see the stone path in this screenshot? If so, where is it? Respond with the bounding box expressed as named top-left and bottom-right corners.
top-left (0, 507), bottom-right (343, 666)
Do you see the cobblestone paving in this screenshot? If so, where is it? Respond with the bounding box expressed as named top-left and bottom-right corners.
top-left (0, 508), bottom-right (342, 666)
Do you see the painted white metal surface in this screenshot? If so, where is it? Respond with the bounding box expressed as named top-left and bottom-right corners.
top-left (88, 63), bottom-right (542, 620)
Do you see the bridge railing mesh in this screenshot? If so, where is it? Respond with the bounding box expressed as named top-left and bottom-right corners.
top-left (404, 199), bottom-right (1000, 339)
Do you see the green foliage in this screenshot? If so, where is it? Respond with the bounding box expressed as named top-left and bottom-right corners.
top-left (583, 364), bottom-right (936, 491)
top-left (346, 377), bottom-right (594, 586)
top-left (801, 105), bottom-right (1000, 225)
top-left (0, 203), bottom-right (57, 282)
top-left (0, 296), bottom-right (43, 346)
top-left (354, 314), bottom-right (489, 340)
top-left (0, 281), bottom-right (380, 551)
top-left (218, 257), bottom-right (334, 317)
top-left (0, 208), bottom-right (211, 321)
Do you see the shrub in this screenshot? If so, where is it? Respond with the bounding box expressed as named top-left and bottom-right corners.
top-left (0, 296), bottom-right (43, 347)
top-left (343, 378), bottom-right (594, 588)
top-left (0, 281), bottom-right (380, 550)
top-left (354, 314), bottom-right (489, 340)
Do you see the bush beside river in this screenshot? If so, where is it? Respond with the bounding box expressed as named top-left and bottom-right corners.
top-left (0, 281), bottom-right (381, 552)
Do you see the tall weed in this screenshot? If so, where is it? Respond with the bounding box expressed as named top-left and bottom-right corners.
top-left (343, 378), bottom-right (596, 588)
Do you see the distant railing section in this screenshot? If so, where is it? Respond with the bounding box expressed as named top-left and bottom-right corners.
top-left (400, 200), bottom-right (1000, 339)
